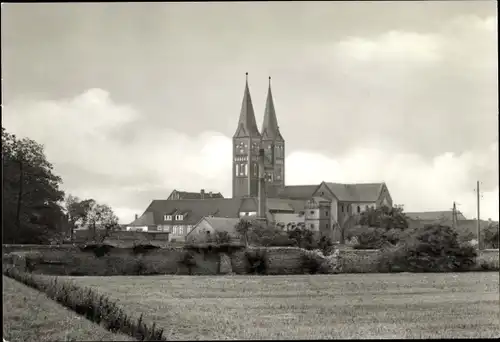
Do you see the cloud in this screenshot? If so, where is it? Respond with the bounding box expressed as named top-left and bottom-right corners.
top-left (3, 90), bottom-right (232, 223)
top-left (3, 87), bottom-right (498, 223)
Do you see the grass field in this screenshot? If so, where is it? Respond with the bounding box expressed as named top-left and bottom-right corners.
top-left (62, 272), bottom-right (500, 340)
top-left (2, 276), bottom-right (133, 342)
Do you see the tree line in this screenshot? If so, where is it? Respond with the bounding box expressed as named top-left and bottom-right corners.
top-left (2, 127), bottom-right (119, 244)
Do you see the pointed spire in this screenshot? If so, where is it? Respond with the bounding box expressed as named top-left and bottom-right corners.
top-left (234, 73), bottom-right (261, 138)
top-left (261, 76), bottom-right (283, 141)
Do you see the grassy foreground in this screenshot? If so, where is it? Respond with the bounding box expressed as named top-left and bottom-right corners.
top-left (63, 272), bottom-right (500, 340)
top-left (2, 276), bottom-right (134, 342)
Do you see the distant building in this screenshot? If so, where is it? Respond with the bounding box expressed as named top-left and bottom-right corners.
top-left (186, 217), bottom-right (241, 245)
top-left (167, 189), bottom-right (224, 200)
top-left (406, 210), bottom-right (467, 221)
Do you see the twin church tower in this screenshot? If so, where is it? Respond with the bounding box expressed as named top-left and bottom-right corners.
top-left (232, 73), bottom-right (285, 199)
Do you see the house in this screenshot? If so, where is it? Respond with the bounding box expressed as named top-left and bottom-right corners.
top-left (125, 212), bottom-right (156, 232)
top-left (134, 197), bottom-right (306, 242)
top-left (167, 189), bottom-right (224, 200)
top-left (186, 217), bottom-right (241, 245)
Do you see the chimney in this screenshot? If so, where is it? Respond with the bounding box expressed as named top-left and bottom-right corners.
top-left (258, 148), bottom-right (267, 220)
top-left (200, 189), bottom-right (205, 200)
top-left (135, 214), bottom-right (138, 220)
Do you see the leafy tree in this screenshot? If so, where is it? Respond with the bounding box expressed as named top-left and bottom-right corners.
top-left (235, 218), bottom-right (295, 247)
top-left (380, 224), bottom-right (477, 272)
top-left (215, 231), bottom-right (231, 244)
top-left (2, 127), bottom-right (65, 244)
top-left (235, 218), bottom-right (252, 246)
top-left (483, 221), bottom-right (499, 249)
top-left (63, 194), bottom-right (89, 241)
top-left (345, 205), bottom-right (410, 248)
top-left (79, 199), bottom-right (120, 242)
top-left (358, 205), bottom-right (409, 230)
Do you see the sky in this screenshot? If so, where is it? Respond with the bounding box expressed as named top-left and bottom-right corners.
top-left (2, 1), bottom-right (498, 223)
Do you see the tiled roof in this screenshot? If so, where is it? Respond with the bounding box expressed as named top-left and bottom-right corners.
top-left (142, 197), bottom-right (305, 226)
top-left (168, 190), bottom-right (224, 200)
top-left (127, 212), bottom-right (155, 226)
top-left (278, 185), bottom-right (319, 200)
top-left (202, 217), bottom-right (241, 235)
top-left (406, 211), bottom-right (467, 221)
top-left (324, 182), bottom-right (384, 202)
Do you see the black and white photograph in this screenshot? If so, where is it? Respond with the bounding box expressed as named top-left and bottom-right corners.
top-left (2, 1), bottom-right (499, 341)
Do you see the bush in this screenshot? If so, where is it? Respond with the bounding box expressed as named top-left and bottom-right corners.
top-left (483, 222), bottom-right (499, 249)
top-left (301, 250), bottom-right (323, 274)
top-left (132, 244), bottom-right (160, 256)
top-left (215, 231), bottom-right (231, 244)
top-left (379, 225), bottom-right (477, 272)
top-left (178, 251), bottom-right (196, 275)
top-left (79, 243), bottom-right (115, 258)
top-left (3, 267), bottom-right (166, 341)
top-left (244, 249), bottom-right (267, 274)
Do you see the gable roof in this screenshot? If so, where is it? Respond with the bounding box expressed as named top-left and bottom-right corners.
top-left (277, 185), bottom-right (319, 200)
top-left (168, 189), bottom-right (224, 200)
top-left (406, 211), bottom-right (467, 221)
top-left (324, 182), bottom-right (384, 202)
top-left (202, 217), bottom-right (241, 234)
top-left (127, 212), bottom-right (155, 226)
top-left (142, 197), bottom-right (307, 226)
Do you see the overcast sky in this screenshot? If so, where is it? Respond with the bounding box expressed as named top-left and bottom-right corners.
top-left (2, 2), bottom-right (498, 223)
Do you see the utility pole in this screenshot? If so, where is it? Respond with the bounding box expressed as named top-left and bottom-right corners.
top-left (452, 201), bottom-right (457, 230)
top-left (476, 180), bottom-right (481, 250)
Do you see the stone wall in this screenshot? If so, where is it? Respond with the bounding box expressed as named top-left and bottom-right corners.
top-left (339, 249), bottom-right (381, 273)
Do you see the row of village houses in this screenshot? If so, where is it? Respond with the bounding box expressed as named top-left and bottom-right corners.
top-left (114, 183), bottom-right (484, 244)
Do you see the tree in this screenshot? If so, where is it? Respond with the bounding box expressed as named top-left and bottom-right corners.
top-left (358, 205), bottom-right (409, 230)
top-left (380, 224), bottom-right (477, 272)
top-left (79, 199), bottom-right (120, 242)
top-left (63, 194), bottom-right (89, 241)
top-left (2, 127), bottom-right (65, 244)
top-left (235, 218), bottom-right (252, 246)
top-left (483, 221), bottom-right (499, 249)
top-left (345, 205), bottom-right (410, 248)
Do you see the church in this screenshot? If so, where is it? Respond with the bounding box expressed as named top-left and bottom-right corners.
top-left (127, 74), bottom-right (393, 241)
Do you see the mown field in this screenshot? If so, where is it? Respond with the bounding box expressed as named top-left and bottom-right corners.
top-left (62, 272), bottom-right (500, 340)
top-left (2, 276), bottom-right (134, 342)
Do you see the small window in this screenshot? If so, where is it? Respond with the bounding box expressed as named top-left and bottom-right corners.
top-left (340, 205), bottom-right (344, 213)
top-left (165, 215), bottom-right (172, 221)
top-left (357, 206), bottom-right (360, 213)
top-left (310, 210), bottom-right (315, 215)
top-left (175, 215), bottom-right (184, 220)
top-left (235, 164), bottom-right (240, 176)
top-left (325, 211), bottom-right (329, 217)
top-left (310, 224), bottom-right (314, 229)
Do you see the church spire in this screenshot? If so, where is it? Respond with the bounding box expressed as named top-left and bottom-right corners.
top-left (233, 73), bottom-right (261, 138)
top-left (261, 76), bottom-right (283, 141)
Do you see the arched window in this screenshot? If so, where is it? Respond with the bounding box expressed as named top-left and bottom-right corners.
top-left (243, 163), bottom-right (248, 176)
top-left (235, 164), bottom-right (240, 176)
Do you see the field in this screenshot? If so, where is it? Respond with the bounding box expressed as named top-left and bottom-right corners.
top-left (2, 276), bottom-right (134, 342)
top-left (62, 272), bottom-right (500, 340)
